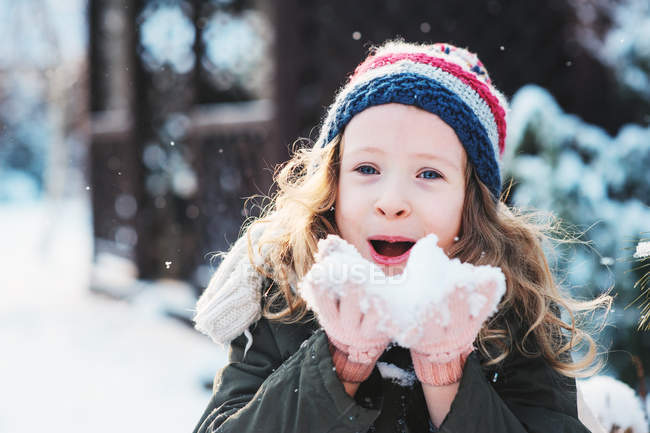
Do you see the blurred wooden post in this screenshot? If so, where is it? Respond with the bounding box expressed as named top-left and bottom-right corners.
top-left (270, 0), bottom-right (299, 160)
top-left (88, 0), bottom-right (139, 261)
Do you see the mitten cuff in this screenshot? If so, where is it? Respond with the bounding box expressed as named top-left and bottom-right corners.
top-left (328, 341), bottom-right (377, 383)
top-left (411, 350), bottom-right (471, 386)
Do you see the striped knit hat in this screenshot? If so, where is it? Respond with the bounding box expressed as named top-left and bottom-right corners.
top-left (317, 41), bottom-right (508, 200)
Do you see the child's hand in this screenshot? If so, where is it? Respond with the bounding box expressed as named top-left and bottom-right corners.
top-left (299, 233), bottom-right (506, 386)
top-left (299, 235), bottom-right (391, 383)
top-left (402, 277), bottom-right (504, 386)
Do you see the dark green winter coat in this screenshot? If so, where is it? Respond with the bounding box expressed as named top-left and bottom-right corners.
top-left (193, 283), bottom-right (590, 433)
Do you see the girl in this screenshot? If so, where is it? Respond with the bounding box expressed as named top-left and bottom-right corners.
top-left (192, 40), bottom-right (610, 432)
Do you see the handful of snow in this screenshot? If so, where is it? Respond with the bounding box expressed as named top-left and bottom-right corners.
top-left (299, 234), bottom-right (506, 346)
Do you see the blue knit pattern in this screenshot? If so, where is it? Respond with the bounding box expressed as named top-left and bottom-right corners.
top-left (322, 73), bottom-right (502, 199)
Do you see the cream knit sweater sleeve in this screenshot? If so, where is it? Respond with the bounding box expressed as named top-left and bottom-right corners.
top-left (193, 223), bottom-right (269, 346)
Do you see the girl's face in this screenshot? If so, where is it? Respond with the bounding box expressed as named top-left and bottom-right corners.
top-left (335, 103), bottom-right (467, 276)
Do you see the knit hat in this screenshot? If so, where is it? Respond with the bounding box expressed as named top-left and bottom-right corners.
top-left (316, 41), bottom-right (508, 200)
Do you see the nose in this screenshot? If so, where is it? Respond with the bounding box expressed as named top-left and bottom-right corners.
top-left (374, 187), bottom-right (411, 219)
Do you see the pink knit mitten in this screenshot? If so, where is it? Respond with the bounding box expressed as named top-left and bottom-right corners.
top-left (299, 235), bottom-right (390, 383)
top-left (403, 278), bottom-right (504, 386)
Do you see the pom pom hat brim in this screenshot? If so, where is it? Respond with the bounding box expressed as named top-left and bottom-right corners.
top-left (316, 41), bottom-right (509, 200)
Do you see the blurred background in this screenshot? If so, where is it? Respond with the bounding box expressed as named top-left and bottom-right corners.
top-left (0, 0), bottom-right (648, 431)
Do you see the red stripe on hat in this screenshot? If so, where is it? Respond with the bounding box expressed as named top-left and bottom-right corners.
top-left (351, 53), bottom-right (506, 156)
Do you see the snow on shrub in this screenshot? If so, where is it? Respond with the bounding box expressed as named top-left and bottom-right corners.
top-left (579, 375), bottom-right (648, 433)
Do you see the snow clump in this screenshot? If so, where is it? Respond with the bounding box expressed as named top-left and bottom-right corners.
top-left (578, 375), bottom-right (648, 433)
top-left (300, 233), bottom-right (507, 344)
top-left (634, 241), bottom-right (650, 259)
top-left (376, 362), bottom-right (417, 387)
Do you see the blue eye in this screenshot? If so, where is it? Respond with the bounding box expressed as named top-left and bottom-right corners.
top-left (418, 170), bottom-right (442, 179)
top-left (355, 165), bottom-right (378, 175)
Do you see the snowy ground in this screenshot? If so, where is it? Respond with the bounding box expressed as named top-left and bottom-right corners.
top-left (0, 198), bottom-right (226, 433)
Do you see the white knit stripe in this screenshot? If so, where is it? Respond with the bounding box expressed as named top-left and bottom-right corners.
top-left (368, 42), bottom-right (495, 88)
top-left (318, 59), bottom-right (500, 157)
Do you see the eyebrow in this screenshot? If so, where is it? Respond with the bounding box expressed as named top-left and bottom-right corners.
top-left (348, 146), bottom-right (461, 169)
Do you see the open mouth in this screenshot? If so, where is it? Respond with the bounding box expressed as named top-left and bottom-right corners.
top-left (369, 240), bottom-right (415, 258)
